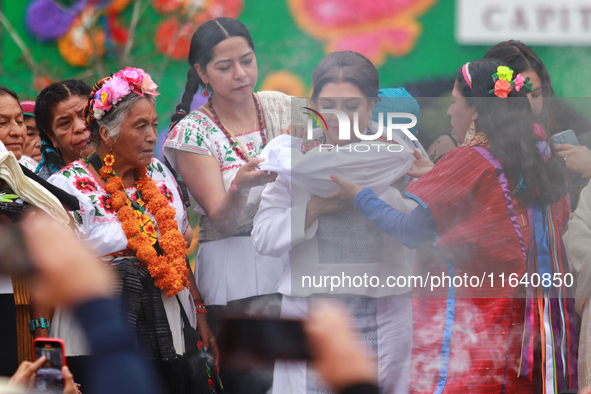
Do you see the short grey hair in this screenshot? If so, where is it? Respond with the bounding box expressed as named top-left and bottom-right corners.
top-left (91, 93), bottom-right (155, 144)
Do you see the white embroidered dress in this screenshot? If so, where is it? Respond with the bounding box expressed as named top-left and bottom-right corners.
top-left (48, 158), bottom-right (195, 356)
top-left (163, 108), bottom-right (289, 306)
top-left (19, 155), bottom-right (38, 171)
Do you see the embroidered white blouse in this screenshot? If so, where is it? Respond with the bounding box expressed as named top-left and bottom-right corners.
top-left (48, 158), bottom-right (189, 256)
top-left (19, 155), bottom-right (38, 171)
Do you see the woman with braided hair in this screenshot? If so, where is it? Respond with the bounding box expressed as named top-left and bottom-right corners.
top-left (34, 80), bottom-right (93, 180)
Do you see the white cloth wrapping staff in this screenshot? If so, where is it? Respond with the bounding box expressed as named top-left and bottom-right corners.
top-left (258, 134), bottom-right (414, 198)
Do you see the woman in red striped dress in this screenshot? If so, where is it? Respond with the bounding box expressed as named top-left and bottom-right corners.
top-left (329, 58), bottom-right (576, 393)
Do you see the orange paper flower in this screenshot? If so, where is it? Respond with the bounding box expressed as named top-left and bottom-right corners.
top-left (493, 79), bottom-right (511, 99)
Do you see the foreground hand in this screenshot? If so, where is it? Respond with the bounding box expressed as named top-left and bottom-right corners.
top-left (281, 125), bottom-right (308, 139)
top-left (407, 148), bottom-right (434, 178)
top-left (305, 302), bottom-right (376, 392)
top-left (327, 175), bottom-right (363, 205)
top-left (62, 366), bottom-right (79, 394)
top-left (9, 356), bottom-right (46, 388)
top-left (20, 214), bottom-right (113, 308)
top-left (555, 144), bottom-right (591, 178)
top-left (197, 314), bottom-right (220, 370)
top-left (234, 158), bottom-right (278, 190)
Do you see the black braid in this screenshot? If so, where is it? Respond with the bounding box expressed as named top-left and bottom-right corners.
top-left (171, 67), bottom-right (202, 126)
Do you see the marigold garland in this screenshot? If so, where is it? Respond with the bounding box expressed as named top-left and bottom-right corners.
top-left (101, 165), bottom-right (189, 296)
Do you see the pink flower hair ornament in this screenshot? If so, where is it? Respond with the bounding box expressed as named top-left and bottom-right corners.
top-left (85, 67), bottom-right (159, 128)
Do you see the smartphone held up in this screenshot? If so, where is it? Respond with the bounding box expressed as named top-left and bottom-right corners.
top-left (219, 317), bottom-right (311, 370)
top-left (33, 338), bottom-right (66, 393)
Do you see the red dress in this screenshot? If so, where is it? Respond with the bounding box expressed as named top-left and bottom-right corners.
top-left (406, 143), bottom-right (574, 394)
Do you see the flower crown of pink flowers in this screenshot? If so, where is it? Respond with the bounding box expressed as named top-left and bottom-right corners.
top-left (85, 67), bottom-right (159, 131)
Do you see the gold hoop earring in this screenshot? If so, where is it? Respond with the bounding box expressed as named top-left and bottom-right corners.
top-left (464, 121), bottom-right (476, 143)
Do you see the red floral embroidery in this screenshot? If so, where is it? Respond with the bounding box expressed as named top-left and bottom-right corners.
top-left (99, 194), bottom-right (115, 213)
top-left (158, 183), bottom-right (174, 203)
top-left (301, 138), bottom-right (322, 154)
top-left (74, 176), bottom-right (98, 194)
top-left (246, 142), bottom-right (254, 151)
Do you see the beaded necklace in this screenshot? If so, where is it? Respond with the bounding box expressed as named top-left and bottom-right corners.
top-left (207, 93), bottom-right (266, 161)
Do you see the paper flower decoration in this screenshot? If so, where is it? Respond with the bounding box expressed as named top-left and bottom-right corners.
top-left (495, 66), bottom-right (514, 83)
top-left (513, 74), bottom-right (526, 92)
top-left (493, 79), bottom-right (512, 99)
top-left (288, 0), bottom-right (438, 66)
top-left (26, 0), bottom-right (132, 67)
top-left (154, 0), bottom-right (243, 60)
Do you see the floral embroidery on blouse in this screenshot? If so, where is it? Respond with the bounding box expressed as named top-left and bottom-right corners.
top-left (301, 136), bottom-right (323, 154)
top-left (19, 155), bottom-right (38, 171)
top-left (164, 109), bottom-right (266, 170)
top-left (49, 158), bottom-right (188, 231)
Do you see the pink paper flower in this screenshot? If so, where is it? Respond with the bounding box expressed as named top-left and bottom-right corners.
top-left (103, 75), bottom-right (132, 104)
top-left (94, 87), bottom-right (113, 112)
top-left (116, 67), bottom-right (144, 87)
top-left (140, 71), bottom-right (159, 96)
top-left (514, 74), bottom-right (526, 92)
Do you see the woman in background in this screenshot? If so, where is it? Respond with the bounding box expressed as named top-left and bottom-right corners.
top-left (20, 100), bottom-right (41, 166)
top-left (35, 80), bottom-right (93, 180)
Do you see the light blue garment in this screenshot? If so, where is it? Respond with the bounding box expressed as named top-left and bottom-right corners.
top-left (371, 88), bottom-right (427, 156)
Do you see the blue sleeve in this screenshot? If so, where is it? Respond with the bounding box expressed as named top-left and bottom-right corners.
top-left (74, 298), bottom-right (160, 394)
top-left (353, 189), bottom-right (436, 249)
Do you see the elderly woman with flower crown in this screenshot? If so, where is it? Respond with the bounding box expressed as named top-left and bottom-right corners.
top-left (48, 67), bottom-right (222, 394)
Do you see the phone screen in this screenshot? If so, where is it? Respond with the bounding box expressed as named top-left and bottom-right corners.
top-left (34, 340), bottom-right (64, 393)
top-left (219, 318), bottom-right (311, 370)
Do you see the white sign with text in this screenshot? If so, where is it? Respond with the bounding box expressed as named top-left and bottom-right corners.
top-left (456, 0), bottom-right (591, 45)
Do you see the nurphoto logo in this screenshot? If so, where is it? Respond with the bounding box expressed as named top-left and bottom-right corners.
top-left (303, 107), bottom-right (418, 141)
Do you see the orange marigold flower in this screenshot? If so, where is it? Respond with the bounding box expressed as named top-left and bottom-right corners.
top-left (137, 245), bottom-right (157, 263)
top-left (135, 167), bottom-right (148, 177)
top-left (122, 220), bottom-right (141, 237)
top-left (111, 192), bottom-right (128, 211)
top-left (118, 206), bottom-right (136, 221)
top-left (157, 220), bottom-right (177, 236)
top-left (105, 177), bottom-right (124, 194)
top-left (160, 232), bottom-right (187, 255)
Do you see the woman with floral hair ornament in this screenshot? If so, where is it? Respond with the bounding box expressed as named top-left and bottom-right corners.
top-left (48, 67), bottom-right (222, 394)
top-left (329, 58), bottom-right (576, 393)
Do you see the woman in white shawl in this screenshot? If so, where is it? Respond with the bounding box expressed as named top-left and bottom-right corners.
top-left (253, 51), bottom-right (428, 394)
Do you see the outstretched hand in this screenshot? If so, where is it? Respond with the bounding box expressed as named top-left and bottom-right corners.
top-left (407, 148), bottom-right (434, 178)
top-left (326, 175), bottom-right (363, 206)
top-left (234, 158), bottom-right (278, 190)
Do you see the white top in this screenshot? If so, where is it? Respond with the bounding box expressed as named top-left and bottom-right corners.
top-left (47, 157), bottom-right (193, 356)
top-left (163, 107), bottom-right (289, 305)
top-left (19, 155), bottom-right (38, 171)
top-left (48, 158), bottom-right (189, 255)
top-left (253, 135), bottom-right (418, 297)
